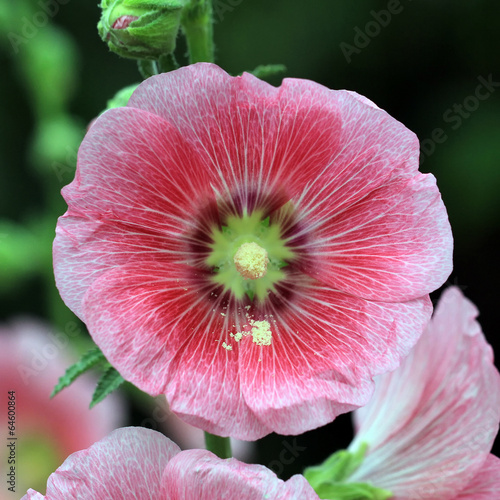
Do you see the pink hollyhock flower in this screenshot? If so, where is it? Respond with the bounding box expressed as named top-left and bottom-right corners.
top-left (347, 287), bottom-right (500, 499)
top-left (54, 62), bottom-right (453, 439)
top-left (22, 426), bottom-right (319, 499)
top-left (0, 319), bottom-right (123, 497)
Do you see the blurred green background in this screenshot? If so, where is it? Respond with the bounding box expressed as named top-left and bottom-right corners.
top-left (0, 0), bottom-right (499, 484)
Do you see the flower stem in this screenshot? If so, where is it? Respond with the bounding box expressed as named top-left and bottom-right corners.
top-left (137, 59), bottom-right (158, 79)
top-left (181, 0), bottom-right (214, 63)
top-left (204, 431), bottom-right (232, 458)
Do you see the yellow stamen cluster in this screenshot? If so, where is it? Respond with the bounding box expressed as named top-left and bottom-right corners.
top-left (233, 242), bottom-right (269, 280)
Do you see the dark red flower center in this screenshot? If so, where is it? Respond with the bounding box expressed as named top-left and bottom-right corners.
top-left (184, 188), bottom-right (313, 315)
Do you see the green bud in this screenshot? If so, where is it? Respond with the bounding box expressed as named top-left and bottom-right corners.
top-left (98, 0), bottom-right (186, 60)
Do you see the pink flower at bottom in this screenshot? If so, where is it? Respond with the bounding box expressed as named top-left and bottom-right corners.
top-left (0, 319), bottom-right (123, 498)
top-left (22, 427), bottom-right (319, 499)
top-left (54, 62), bottom-right (453, 439)
top-left (347, 287), bottom-right (500, 499)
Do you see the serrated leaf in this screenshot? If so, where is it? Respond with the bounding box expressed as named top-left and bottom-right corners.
top-left (51, 348), bottom-right (106, 398)
top-left (90, 366), bottom-right (125, 408)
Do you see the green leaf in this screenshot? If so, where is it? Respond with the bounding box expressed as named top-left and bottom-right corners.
top-left (248, 64), bottom-right (287, 81)
top-left (51, 348), bottom-right (106, 398)
top-left (315, 482), bottom-right (393, 500)
top-left (90, 366), bottom-right (125, 408)
top-left (304, 444), bottom-right (393, 499)
top-left (305, 444), bottom-right (368, 488)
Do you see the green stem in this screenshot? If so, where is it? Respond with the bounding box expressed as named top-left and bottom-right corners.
top-left (204, 432), bottom-right (232, 459)
top-left (137, 59), bottom-right (158, 79)
top-left (181, 0), bottom-right (214, 63)
top-left (158, 53), bottom-right (180, 73)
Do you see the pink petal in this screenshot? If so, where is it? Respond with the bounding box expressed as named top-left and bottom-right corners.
top-left (344, 89), bottom-right (380, 108)
top-left (21, 491), bottom-right (45, 500)
top-left (128, 64), bottom-right (342, 204)
top-left (54, 106), bottom-right (212, 319)
top-left (302, 173), bottom-right (453, 302)
top-left (239, 281), bottom-right (431, 434)
top-left (128, 63), bottom-right (452, 301)
top-left (81, 262), bottom-right (270, 440)
top-left (456, 455), bottom-right (500, 499)
top-left (349, 287), bottom-right (500, 499)
top-left (27, 427), bottom-right (179, 499)
top-left (112, 15), bottom-right (139, 30)
top-left (161, 448), bottom-right (319, 499)
top-left (82, 260), bottom-right (431, 439)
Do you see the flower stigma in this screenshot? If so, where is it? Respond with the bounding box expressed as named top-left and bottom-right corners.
top-left (234, 242), bottom-right (269, 280)
top-left (206, 210), bottom-right (295, 302)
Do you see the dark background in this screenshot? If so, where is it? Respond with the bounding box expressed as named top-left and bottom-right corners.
top-left (1, 0), bottom-right (499, 480)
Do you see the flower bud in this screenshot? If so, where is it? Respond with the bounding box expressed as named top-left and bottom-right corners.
top-left (98, 0), bottom-right (186, 60)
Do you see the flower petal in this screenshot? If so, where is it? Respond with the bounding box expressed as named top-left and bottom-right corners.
top-left (129, 63), bottom-right (343, 211)
top-left (161, 449), bottom-right (319, 499)
top-left (128, 63), bottom-right (451, 302)
top-left (349, 287), bottom-right (500, 499)
top-left (239, 279), bottom-right (431, 435)
top-left (127, 64), bottom-right (407, 213)
top-left (302, 173), bottom-right (453, 302)
top-left (82, 262), bottom-right (270, 440)
top-left (457, 455), bottom-right (500, 499)
top-left (25, 427), bottom-right (179, 499)
top-left (54, 106), bottom-right (212, 319)
top-left (21, 491), bottom-right (45, 500)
